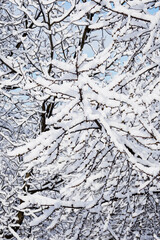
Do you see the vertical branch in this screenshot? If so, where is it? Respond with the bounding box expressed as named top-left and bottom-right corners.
top-left (47, 11), bottom-right (54, 75)
top-left (40, 6), bottom-right (55, 132)
top-left (80, 12), bottom-right (93, 51)
top-left (41, 99), bottom-right (46, 132)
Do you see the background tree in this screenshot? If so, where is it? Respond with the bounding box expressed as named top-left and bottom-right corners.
top-left (0, 0), bottom-right (160, 239)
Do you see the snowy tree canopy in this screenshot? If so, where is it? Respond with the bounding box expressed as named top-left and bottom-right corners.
top-left (0, 0), bottom-right (160, 239)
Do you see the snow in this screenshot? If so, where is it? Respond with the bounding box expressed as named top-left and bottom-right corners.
top-left (70, 1), bottom-right (96, 22)
top-left (102, 1), bottom-right (153, 22)
top-left (18, 6), bottom-right (47, 28)
top-left (1, 0), bottom-right (160, 239)
top-left (18, 193), bottom-right (91, 211)
top-left (8, 226), bottom-right (23, 240)
top-left (30, 206), bottom-right (55, 227)
top-left (51, 59), bottom-right (76, 73)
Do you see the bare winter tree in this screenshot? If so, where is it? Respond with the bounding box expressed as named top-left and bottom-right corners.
top-left (0, 0), bottom-right (160, 239)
